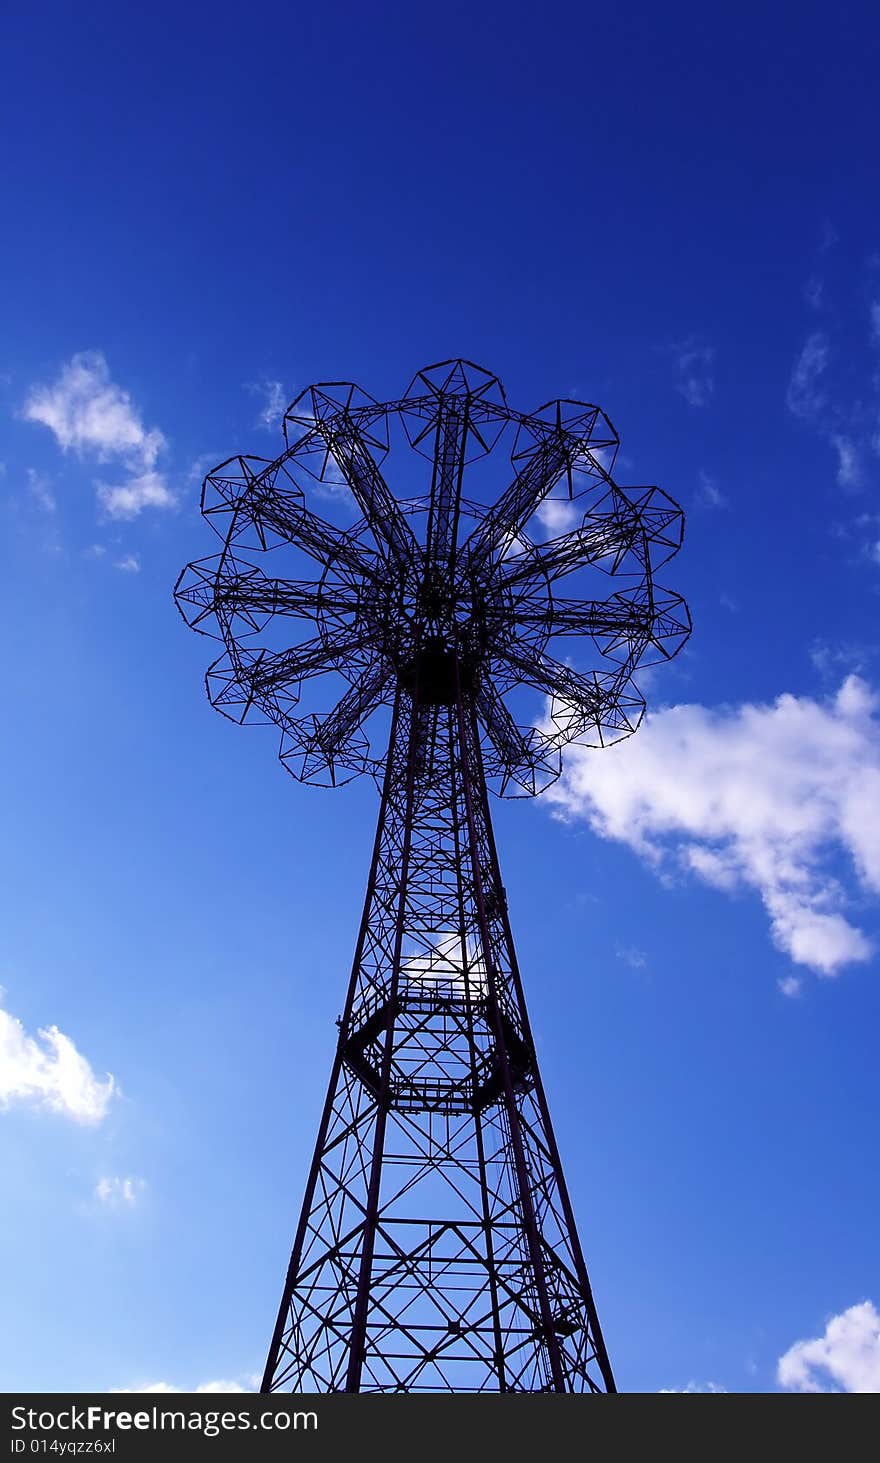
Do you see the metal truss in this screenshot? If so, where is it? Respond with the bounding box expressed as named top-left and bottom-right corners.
top-left (175, 359), bottom-right (690, 1392)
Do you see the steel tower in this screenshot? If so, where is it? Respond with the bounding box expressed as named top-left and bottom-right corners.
top-left (175, 360), bottom-right (689, 1393)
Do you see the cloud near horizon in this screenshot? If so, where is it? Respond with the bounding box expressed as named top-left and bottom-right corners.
top-left (112, 1378), bottom-right (254, 1394)
top-left (778, 1301), bottom-right (880, 1392)
top-left (547, 676), bottom-right (880, 982)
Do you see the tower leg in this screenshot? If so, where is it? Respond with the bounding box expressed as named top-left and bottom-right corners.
top-left (261, 681), bottom-right (615, 1394)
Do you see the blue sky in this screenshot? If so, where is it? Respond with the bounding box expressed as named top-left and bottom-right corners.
top-left (1, 0), bottom-right (879, 1394)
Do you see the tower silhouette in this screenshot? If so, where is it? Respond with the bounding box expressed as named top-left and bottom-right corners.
top-left (175, 360), bottom-right (689, 1392)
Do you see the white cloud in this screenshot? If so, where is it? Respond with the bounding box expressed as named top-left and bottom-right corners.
top-left (0, 997), bottom-right (116, 1123)
top-left (26, 468), bottom-right (56, 513)
top-left (96, 1176), bottom-right (145, 1207)
top-left (786, 332), bottom-right (829, 419)
top-left (403, 930), bottom-right (488, 997)
top-left (615, 944), bottom-right (647, 970)
top-left (672, 339), bottom-right (715, 407)
top-left (24, 352), bottom-right (175, 518)
top-left (24, 352), bottom-right (164, 464)
top-left (191, 1380), bottom-right (252, 1394)
top-left (97, 470), bottom-right (175, 520)
top-left (114, 554), bottom-right (140, 574)
top-left (113, 1378), bottom-right (253, 1394)
top-left (547, 677), bottom-right (880, 978)
top-left (778, 1301), bottom-right (880, 1393)
top-left (247, 378), bottom-right (287, 430)
top-left (536, 496), bottom-right (580, 536)
top-left (659, 1381), bottom-right (727, 1393)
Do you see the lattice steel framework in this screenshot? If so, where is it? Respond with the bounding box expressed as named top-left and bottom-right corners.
top-left (175, 359), bottom-right (690, 1393)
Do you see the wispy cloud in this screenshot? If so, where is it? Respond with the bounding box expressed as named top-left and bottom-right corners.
top-left (96, 1176), bottom-right (145, 1208)
top-left (778, 1301), bottom-right (880, 1392)
top-left (829, 510), bottom-right (880, 573)
top-left (615, 944), bottom-right (647, 970)
top-left (26, 468), bottom-right (56, 513)
top-left (547, 677), bottom-right (880, 980)
top-left (24, 352), bottom-right (176, 518)
top-left (778, 974), bottom-right (802, 998)
top-left (809, 638), bottom-right (877, 681)
top-left (786, 332), bottom-right (829, 419)
top-left (805, 275), bottom-right (824, 312)
top-left (830, 433), bottom-right (862, 488)
top-left (786, 289), bottom-right (880, 493)
top-left (0, 994), bottom-right (116, 1124)
top-left (247, 378), bottom-right (288, 430)
top-left (695, 470), bottom-right (727, 509)
top-left (187, 454), bottom-right (218, 487)
top-left (818, 220), bottom-right (839, 253)
top-left (114, 554), bottom-right (140, 574)
top-left (671, 338), bottom-right (715, 408)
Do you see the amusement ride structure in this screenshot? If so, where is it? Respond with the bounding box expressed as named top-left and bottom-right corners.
top-left (175, 359), bottom-right (689, 1393)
